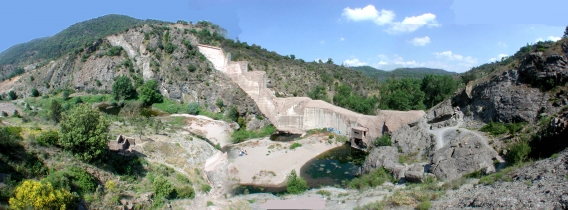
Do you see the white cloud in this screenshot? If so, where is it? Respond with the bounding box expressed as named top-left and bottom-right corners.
top-left (536, 36), bottom-right (562, 42)
top-left (343, 58), bottom-right (368, 67)
top-left (548, 36), bottom-right (561, 42)
top-left (387, 13), bottom-right (439, 34)
top-left (342, 5), bottom-right (395, 25)
top-left (489, 53), bottom-right (508, 62)
top-left (340, 37), bottom-right (345, 41)
top-left (409, 36), bottom-right (431, 46)
top-left (377, 54), bottom-right (389, 60)
top-left (392, 55), bottom-right (423, 66)
top-left (378, 61), bottom-right (388, 65)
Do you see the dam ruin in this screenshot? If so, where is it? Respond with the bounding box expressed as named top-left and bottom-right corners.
top-left (197, 44), bottom-right (425, 145)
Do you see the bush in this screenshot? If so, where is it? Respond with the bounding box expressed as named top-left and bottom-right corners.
top-left (480, 121), bottom-right (508, 136)
top-left (8, 90), bottom-right (17, 100)
top-left (139, 80), bottom-right (163, 105)
top-left (31, 88), bottom-right (40, 97)
top-left (175, 186), bottom-right (195, 199)
top-left (187, 102), bottom-right (200, 115)
top-left (37, 130), bottom-right (59, 146)
top-left (59, 104), bottom-right (110, 162)
top-left (316, 190), bottom-right (331, 196)
top-left (62, 90), bottom-right (70, 101)
top-left (112, 75), bottom-right (136, 100)
top-left (375, 134), bottom-right (391, 147)
top-left (67, 167), bottom-right (97, 195)
top-left (49, 99), bottom-right (62, 123)
top-left (348, 167), bottom-right (393, 190)
top-left (286, 170), bottom-right (308, 194)
top-left (201, 184), bottom-right (212, 193)
top-left (153, 176), bottom-right (174, 199)
top-left (9, 180), bottom-right (75, 209)
top-left (106, 46), bottom-right (123, 56)
top-left (290, 142), bottom-right (302, 150)
top-left (506, 140), bottom-right (531, 165)
top-left (417, 200), bottom-right (432, 210)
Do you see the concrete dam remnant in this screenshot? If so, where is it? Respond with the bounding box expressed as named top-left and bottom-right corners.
top-left (197, 44), bottom-right (425, 141)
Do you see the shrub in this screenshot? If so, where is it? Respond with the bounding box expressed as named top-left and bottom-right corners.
top-left (354, 201), bottom-right (385, 210)
top-left (506, 140), bottom-right (531, 165)
top-left (107, 46), bottom-right (123, 56)
top-left (43, 170), bottom-right (71, 191)
top-left (49, 99), bottom-right (62, 123)
top-left (216, 98), bottom-right (224, 109)
top-left (480, 121), bottom-right (507, 136)
top-left (290, 142), bottom-right (302, 150)
top-left (316, 190), bottom-right (331, 196)
top-left (59, 104), bottom-right (110, 162)
top-left (375, 134), bottom-right (391, 147)
top-left (175, 186), bottom-right (195, 199)
top-left (37, 130), bottom-right (59, 146)
top-left (200, 184), bottom-right (211, 193)
top-left (68, 167), bottom-right (97, 195)
top-left (31, 88), bottom-right (40, 97)
top-left (8, 90), bottom-right (17, 100)
top-left (9, 180), bottom-right (75, 209)
top-left (286, 170), bottom-right (308, 194)
top-left (348, 167), bottom-right (393, 190)
top-left (187, 102), bottom-right (200, 115)
top-left (417, 200), bottom-right (432, 210)
top-left (62, 90), bottom-right (70, 101)
top-left (153, 176), bottom-right (174, 199)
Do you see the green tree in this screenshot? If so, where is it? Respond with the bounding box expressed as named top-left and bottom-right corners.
top-left (421, 75), bottom-right (458, 108)
top-left (379, 78), bottom-right (425, 111)
top-left (307, 85), bottom-right (329, 102)
top-left (564, 26), bottom-right (568, 38)
top-left (9, 180), bottom-right (75, 210)
top-left (326, 58), bottom-right (333, 64)
top-left (286, 170), bottom-right (308, 194)
top-left (50, 99), bottom-right (62, 123)
top-left (59, 104), bottom-right (110, 162)
top-left (8, 90), bottom-right (17, 100)
top-left (112, 75), bottom-right (136, 100)
top-left (37, 130), bottom-right (59, 146)
top-left (31, 88), bottom-right (40, 97)
top-left (139, 80), bottom-right (163, 105)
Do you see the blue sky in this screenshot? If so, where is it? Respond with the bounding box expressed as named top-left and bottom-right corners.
top-left (1, 0), bottom-right (566, 73)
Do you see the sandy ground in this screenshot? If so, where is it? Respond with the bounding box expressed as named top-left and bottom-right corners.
top-left (171, 114), bottom-right (235, 148)
top-left (229, 135), bottom-right (343, 187)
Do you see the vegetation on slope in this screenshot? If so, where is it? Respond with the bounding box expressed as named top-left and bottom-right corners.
top-left (351, 66), bottom-right (456, 82)
top-left (0, 14), bottom-right (168, 66)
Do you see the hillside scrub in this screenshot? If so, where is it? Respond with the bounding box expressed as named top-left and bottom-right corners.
top-left (286, 170), bottom-right (308, 194)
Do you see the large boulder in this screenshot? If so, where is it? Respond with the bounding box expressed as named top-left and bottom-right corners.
top-left (361, 146), bottom-right (400, 174)
top-left (519, 52), bottom-right (568, 84)
top-left (392, 123), bottom-right (433, 156)
top-left (429, 129), bottom-right (498, 180)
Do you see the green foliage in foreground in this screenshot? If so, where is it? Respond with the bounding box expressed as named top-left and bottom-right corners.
top-left (480, 121), bottom-right (508, 136)
top-left (379, 78), bottom-right (425, 111)
top-left (506, 139), bottom-right (531, 165)
top-left (59, 104), bottom-right (110, 162)
top-left (348, 167), bottom-right (393, 190)
top-left (152, 98), bottom-right (184, 114)
top-left (37, 130), bottom-right (59, 146)
top-left (231, 125), bottom-right (276, 143)
top-left (186, 102), bottom-right (200, 115)
top-left (286, 170), bottom-right (308, 194)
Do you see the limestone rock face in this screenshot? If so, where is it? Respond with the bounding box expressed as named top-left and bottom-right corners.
top-left (519, 52), bottom-right (568, 84)
top-left (429, 130), bottom-right (498, 180)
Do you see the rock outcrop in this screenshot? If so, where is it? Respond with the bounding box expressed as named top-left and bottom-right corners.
top-left (429, 129), bottom-right (498, 180)
top-left (433, 149), bottom-right (568, 209)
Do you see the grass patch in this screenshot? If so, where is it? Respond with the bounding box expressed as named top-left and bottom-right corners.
top-left (316, 190), bottom-right (331, 196)
top-left (480, 121), bottom-right (508, 136)
top-left (152, 98), bottom-right (184, 114)
top-left (231, 125), bottom-right (276, 143)
top-left (348, 167), bottom-right (393, 190)
top-left (289, 142), bottom-right (302, 150)
top-left (354, 201), bottom-right (385, 210)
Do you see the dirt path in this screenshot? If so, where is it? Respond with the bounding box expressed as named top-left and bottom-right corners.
top-left (171, 114), bottom-right (235, 148)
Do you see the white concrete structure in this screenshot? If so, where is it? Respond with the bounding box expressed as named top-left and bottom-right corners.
top-left (197, 44), bottom-right (425, 140)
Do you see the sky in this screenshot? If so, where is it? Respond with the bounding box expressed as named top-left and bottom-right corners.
top-left (0, 0), bottom-right (566, 73)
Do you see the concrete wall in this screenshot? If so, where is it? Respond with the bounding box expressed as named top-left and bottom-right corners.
top-left (197, 45), bottom-right (425, 140)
